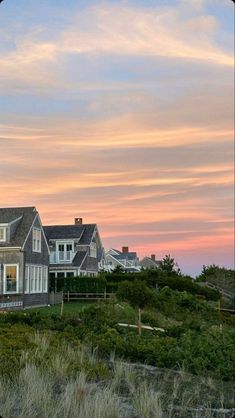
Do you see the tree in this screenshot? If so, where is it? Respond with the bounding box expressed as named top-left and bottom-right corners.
top-left (159, 254), bottom-right (181, 275)
top-left (112, 265), bottom-right (125, 274)
top-left (196, 265), bottom-right (235, 297)
top-left (116, 280), bottom-right (155, 335)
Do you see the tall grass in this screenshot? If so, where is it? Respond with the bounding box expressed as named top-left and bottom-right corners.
top-left (0, 333), bottom-right (234, 418)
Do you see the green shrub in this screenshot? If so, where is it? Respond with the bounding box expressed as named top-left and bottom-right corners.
top-left (50, 275), bottom-right (107, 293)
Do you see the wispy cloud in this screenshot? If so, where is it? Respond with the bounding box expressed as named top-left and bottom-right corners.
top-left (0, 2), bottom-right (233, 94)
top-left (0, 0), bottom-right (234, 275)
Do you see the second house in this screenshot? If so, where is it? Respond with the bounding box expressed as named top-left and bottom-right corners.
top-left (44, 218), bottom-right (104, 280)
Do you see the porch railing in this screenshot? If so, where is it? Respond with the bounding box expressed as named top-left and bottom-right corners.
top-left (0, 294), bottom-right (23, 309)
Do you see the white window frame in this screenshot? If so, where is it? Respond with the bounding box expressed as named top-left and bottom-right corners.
top-left (38, 266), bottom-right (42, 292)
top-left (30, 265), bottom-right (38, 293)
top-left (35, 266), bottom-right (38, 292)
top-left (3, 264), bottom-right (19, 294)
top-left (25, 264), bottom-right (30, 294)
top-left (42, 266), bottom-right (48, 293)
top-left (0, 226), bottom-right (6, 242)
top-left (32, 228), bottom-right (41, 253)
top-left (90, 242), bottom-right (97, 258)
top-left (28, 264), bottom-right (48, 294)
top-left (31, 265), bottom-right (35, 292)
top-left (56, 241), bottom-right (74, 263)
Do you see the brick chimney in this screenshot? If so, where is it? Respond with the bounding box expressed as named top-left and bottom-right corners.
top-left (74, 218), bottom-right (83, 225)
top-left (122, 246), bottom-right (129, 253)
top-left (151, 254), bottom-right (156, 261)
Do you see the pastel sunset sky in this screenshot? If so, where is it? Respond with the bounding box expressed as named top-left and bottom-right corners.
top-left (0, 0), bottom-right (234, 276)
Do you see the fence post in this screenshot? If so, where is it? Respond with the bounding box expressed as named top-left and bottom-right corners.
top-left (138, 308), bottom-right (142, 336)
top-left (67, 290), bottom-right (70, 302)
top-left (60, 294), bottom-right (64, 317)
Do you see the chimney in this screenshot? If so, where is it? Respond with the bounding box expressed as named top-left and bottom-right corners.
top-left (74, 218), bottom-right (83, 225)
top-left (151, 254), bottom-right (156, 261)
top-left (122, 246), bottom-right (129, 253)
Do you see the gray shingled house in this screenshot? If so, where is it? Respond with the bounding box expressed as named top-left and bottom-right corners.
top-left (0, 207), bottom-right (50, 310)
top-left (105, 247), bottom-right (141, 272)
top-left (44, 218), bottom-right (104, 279)
top-left (140, 254), bottom-right (161, 270)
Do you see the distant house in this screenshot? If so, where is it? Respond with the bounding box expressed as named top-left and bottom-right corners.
top-left (44, 218), bottom-right (104, 279)
top-left (105, 247), bottom-right (141, 272)
top-left (140, 254), bottom-right (161, 270)
top-left (0, 207), bottom-right (49, 310)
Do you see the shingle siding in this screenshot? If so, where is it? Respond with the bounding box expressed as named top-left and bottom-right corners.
top-left (24, 217), bottom-right (49, 266)
top-left (24, 293), bottom-right (49, 308)
top-left (0, 251), bottom-right (24, 294)
top-left (44, 223), bottom-right (103, 276)
top-left (0, 207), bottom-right (49, 310)
top-left (10, 218), bottom-right (22, 242)
top-left (0, 207), bottom-right (36, 248)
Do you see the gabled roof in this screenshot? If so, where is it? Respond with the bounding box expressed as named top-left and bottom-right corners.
top-left (79, 224), bottom-right (96, 245)
top-left (43, 224), bottom-right (97, 245)
top-left (111, 248), bottom-right (122, 254)
top-left (72, 251), bottom-right (87, 267)
top-left (113, 252), bottom-right (138, 261)
top-left (106, 248), bottom-right (122, 255)
top-left (0, 207), bottom-right (37, 248)
top-left (140, 257), bottom-right (161, 266)
top-left (80, 255), bottom-right (98, 271)
top-left (97, 247), bottom-right (105, 263)
top-left (44, 225), bottom-right (85, 241)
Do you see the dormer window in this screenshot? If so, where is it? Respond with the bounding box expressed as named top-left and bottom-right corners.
top-left (56, 242), bottom-right (74, 262)
top-left (0, 226), bottom-right (6, 242)
top-left (90, 242), bottom-right (97, 258)
top-left (32, 228), bottom-right (41, 252)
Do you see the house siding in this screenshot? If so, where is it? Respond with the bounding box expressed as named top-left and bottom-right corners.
top-left (0, 250), bottom-right (24, 295)
top-left (24, 216), bottom-right (49, 266)
top-left (0, 207), bottom-right (50, 310)
top-left (24, 293), bottom-right (49, 308)
top-left (22, 216), bottom-right (49, 306)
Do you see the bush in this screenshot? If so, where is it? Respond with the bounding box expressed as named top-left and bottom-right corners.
top-left (50, 276), bottom-right (107, 293)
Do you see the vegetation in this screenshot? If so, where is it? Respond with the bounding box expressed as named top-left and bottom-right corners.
top-left (50, 275), bottom-right (106, 293)
top-left (30, 301), bottom-right (91, 316)
top-left (103, 263), bottom-right (220, 301)
top-left (0, 285), bottom-right (234, 381)
top-left (0, 260), bottom-right (234, 416)
top-left (49, 258), bottom-right (222, 303)
top-left (159, 254), bottom-right (181, 275)
top-left (116, 280), bottom-right (155, 334)
top-left (196, 265), bottom-right (235, 296)
top-left (0, 331), bottom-right (234, 418)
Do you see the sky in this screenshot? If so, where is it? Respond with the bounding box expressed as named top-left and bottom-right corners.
top-left (0, 0), bottom-right (234, 276)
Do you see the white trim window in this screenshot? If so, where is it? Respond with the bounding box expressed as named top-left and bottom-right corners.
top-left (29, 265), bottom-right (48, 293)
top-left (35, 266), bottom-right (40, 292)
top-left (32, 228), bottom-right (41, 253)
top-left (30, 266), bottom-right (36, 292)
top-left (56, 241), bottom-right (74, 262)
top-left (42, 267), bottom-right (48, 292)
top-left (38, 266), bottom-right (42, 292)
top-left (25, 264), bottom-right (30, 294)
top-left (0, 227), bottom-right (6, 242)
top-left (90, 242), bottom-right (97, 258)
top-left (3, 264), bottom-right (19, 294)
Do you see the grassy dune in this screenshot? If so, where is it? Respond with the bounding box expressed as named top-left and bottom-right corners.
top-left (0, 331), bottom-right (234, 418)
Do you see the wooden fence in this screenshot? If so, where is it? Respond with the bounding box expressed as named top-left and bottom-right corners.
top-left (49, 291), bottom-right (63, 305)
top-left (63, 291), bottom-right (113, 302)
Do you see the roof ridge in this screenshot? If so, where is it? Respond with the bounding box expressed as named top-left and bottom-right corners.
top-left (44, 223), bottom-right (96, 228)
top-left (0, 206), bottom-right (35, 210)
